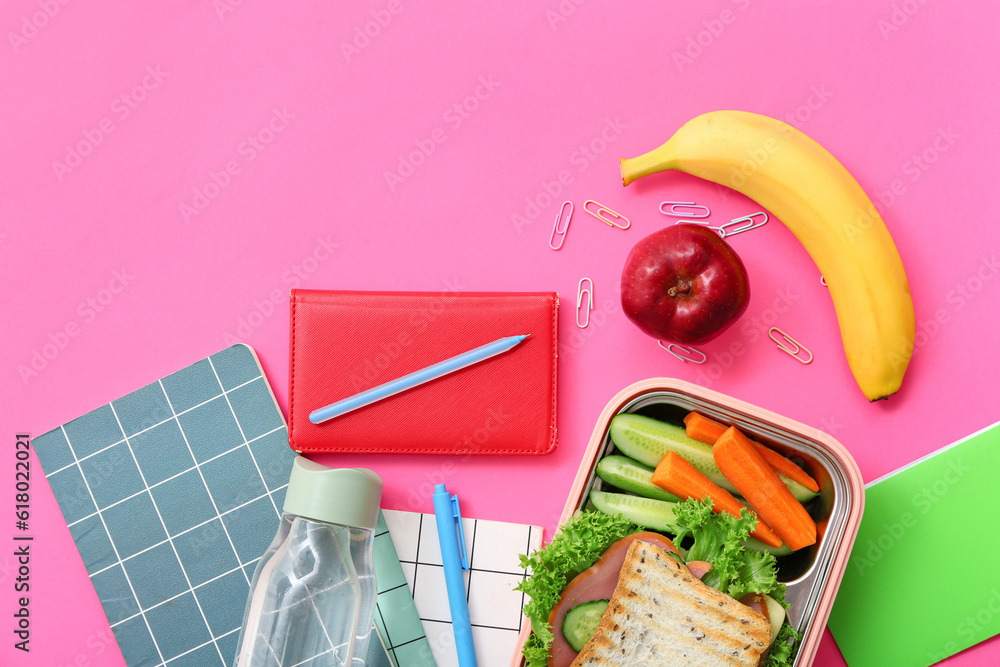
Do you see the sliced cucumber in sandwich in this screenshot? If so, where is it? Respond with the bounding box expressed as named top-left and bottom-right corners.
top-left (589, 490), bottom-right (677, 532)
top-left (610, 414), bottom-right (818, 503)
top-left (563, 600), bottom-right (609, 652)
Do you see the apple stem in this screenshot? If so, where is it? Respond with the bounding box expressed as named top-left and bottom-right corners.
top-left (668, 281), bottom-right (691, 298)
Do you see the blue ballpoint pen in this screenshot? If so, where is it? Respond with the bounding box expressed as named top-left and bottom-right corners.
top-left (433, 484), bottom-right (478, 667)
top-left (309, 334), bottom-right (529, 424)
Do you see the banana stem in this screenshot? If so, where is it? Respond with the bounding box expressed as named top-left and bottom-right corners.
top-left (620, 143), bottom-right (677, 186)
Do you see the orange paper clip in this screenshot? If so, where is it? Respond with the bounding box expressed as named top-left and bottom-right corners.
top-left (658, 341), bottom-right (707, 364)
top-left (576, 277), bottom-right (594, 328)
top-left (583, 200), bottom-right (630, 229)
top-left (769, 327), bottom-right (813, 364)
top-left (549, 201), bottom-right (573, 250)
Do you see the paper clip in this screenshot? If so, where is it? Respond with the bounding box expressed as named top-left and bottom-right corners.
top-left (820, 275), bottom-right (827, 286)
top-left (660, 201), bottom-right (710, 218)
top-left (583, 200), bottom-right (630, 230)
top-left (549, 201), bottom-right (573, 250)
top-left (657, 341), bottom-right (707, 364)
top-left (769, 327), bottom-right (813, 364)
top-left (576, 278), bottom-right (594, 328)
top-left (718, 211), bottom-right (768, 238)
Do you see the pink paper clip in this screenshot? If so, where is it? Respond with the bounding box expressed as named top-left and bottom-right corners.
top-left (660, 201), bottom-right (710, 218)
top-left (769, 327), bottom-right (813, 364)
top-left (583, 200), bottom-right (630, 229)
top-left (576, 277), bottom-right (594, 328)
top-left (549, 201), bottom-right (573, 250)
top-left (657, 341), bottom-right (707, 364)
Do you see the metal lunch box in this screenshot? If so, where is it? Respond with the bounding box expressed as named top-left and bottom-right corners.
top-left (511, 378), bottom-right (865, 667)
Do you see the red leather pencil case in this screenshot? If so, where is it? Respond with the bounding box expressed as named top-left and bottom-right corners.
top-left (288, 289), bottom-right (558, 455)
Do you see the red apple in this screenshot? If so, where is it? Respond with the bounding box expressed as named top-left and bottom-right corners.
top-left (620, 224), bottom-right (750, 344)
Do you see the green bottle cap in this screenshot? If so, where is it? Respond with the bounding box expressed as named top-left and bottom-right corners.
top-left (282, 456), bottom-right (382, 529)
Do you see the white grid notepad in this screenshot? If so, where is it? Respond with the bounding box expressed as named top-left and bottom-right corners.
top-left (382, 509), bottom-right (542, 667)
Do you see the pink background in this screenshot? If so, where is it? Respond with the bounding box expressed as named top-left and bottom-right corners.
top-left (3, 1), bottom-right (1000, 665)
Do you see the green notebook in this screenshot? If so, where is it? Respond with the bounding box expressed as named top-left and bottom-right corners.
top-left (829, 420), bottom-right (1000, 666)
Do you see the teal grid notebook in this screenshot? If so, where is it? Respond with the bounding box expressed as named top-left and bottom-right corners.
top-left (34, 344), bottom-right (424, 666)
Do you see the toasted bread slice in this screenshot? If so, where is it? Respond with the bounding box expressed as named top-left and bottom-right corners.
top-left (569, 540), bottom-right (771, 666)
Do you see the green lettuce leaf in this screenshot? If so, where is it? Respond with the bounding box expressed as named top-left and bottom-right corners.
top-left (763, 621), bottom-right (802, 667)
top-left (673, 497), bottom-right (786, 602)
top-left (514, 510), bottom-right (639, 666)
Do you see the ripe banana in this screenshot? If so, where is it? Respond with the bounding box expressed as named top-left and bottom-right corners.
top-left (620, 110), bottom-right (914, 401)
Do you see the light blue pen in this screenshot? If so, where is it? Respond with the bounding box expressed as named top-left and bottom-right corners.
top-left (433, 484), bottom-right (478, 667)
top-left (309, 335), bottom-right (529, 424)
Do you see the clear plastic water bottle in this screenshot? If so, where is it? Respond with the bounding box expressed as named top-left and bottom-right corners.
top-left (234, 457), bottom-right (382, 667)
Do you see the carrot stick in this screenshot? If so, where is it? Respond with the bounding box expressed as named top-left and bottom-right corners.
top-left (684, 412), bottom-right (820, 493)
top-left (684, 411), bottom-right (729, 445)
top-left (651, 452), bottom-right (782, 548)
top-left (713, 426), bottom-right (817, 551)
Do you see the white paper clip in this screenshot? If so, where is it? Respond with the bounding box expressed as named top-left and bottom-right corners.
top-left (718, 211), bottom-right (768, 238)
top-left (820, 275), bottom-right (827, 286)
top-left (576, 277), bottom-right (594, 328)
top-left (583, 200), bottom-right (630, 229)
top-left (660, 201), bottom-right (710, 218)
top-left (549, 201), bottom-right (573, 250)
top-left (658, 341), bottom-right (707, 364)
top-left (769, 327), bottom-right (813, 364)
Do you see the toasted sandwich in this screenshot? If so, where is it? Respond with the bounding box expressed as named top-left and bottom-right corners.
top-left (570, 540), bottom-right (771, 666)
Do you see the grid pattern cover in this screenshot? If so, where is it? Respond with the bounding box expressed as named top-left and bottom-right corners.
top-left (382, 509), bottom-right (543, 667)
top-left (373, 512), bottom-right (436, 667)
top-left (34, 345), bottom-right (296, 666)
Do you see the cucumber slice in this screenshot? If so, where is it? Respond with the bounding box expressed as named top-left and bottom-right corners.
top-left (763, 595), bottom-right (786, 644)
top-left (610, 414), bottom-right (818, 503)
top-left (595, 455), bottom-right (681, 502)
top-left (782, 475), bottom-right (819, 503)
top-left (589, 490), bottom-right (677, 532)
top-left (610, 413), bottom-right (738, 493)
top-left (744, 537), bottom-right (794, 557)
top-left (563, 600), bottom-right (609, 652)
